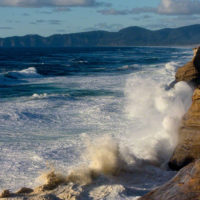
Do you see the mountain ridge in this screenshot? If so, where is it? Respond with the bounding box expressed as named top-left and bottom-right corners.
top-left (1, 24), bottom-right (200, 47)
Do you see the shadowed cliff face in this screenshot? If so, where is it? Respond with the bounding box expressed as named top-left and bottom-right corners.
top-left (194, 48), bottom-right (200, 73)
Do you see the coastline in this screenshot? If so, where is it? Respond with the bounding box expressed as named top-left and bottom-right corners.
top-left (0, 47), bottom-right (197, 200)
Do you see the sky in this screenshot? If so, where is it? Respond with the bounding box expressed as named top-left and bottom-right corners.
top-left (0, 0), bottom-right (200, 37)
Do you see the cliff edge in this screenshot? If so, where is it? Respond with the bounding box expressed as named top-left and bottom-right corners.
top-left (169, 47), bottom-right (200, 170)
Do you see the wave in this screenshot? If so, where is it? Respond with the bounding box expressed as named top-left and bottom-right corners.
top-left (117, 64), bottom-right (140, 71)
top-left (29, 61), bottom-right (193, 199)
top-left (5, 67), bottom-right (41, 79)
top-left (123, 62), bottom-right (192, 163)
top-left (0, 67), bottom-right (42, 86)
top-left (32, 93), bottom-right (48, 99)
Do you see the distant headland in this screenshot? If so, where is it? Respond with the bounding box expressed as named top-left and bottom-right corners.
top-left (1, 24), bottom-right (200, 47)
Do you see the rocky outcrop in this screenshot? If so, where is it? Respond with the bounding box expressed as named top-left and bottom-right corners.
top-left (175, 47), bottom-right (200, 84)
top-left (139, 47), bottom-right (200, 199)
top-left (168, 47), bottom-right (200, 170)
top-left (0, 171), bottom-right (83, 200)
top-left (169, 88), bottom-right (200, 170)
top-left (140, 159), bottom-right (200, 200)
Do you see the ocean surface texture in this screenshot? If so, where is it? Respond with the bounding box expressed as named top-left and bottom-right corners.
top-left (0, 47), bottom-right (194, 199)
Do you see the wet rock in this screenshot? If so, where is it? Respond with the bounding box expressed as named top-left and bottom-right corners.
top-left (140, 160), bottom-right (200, 200)
top-left (169, 88), bottom-right (200, 170)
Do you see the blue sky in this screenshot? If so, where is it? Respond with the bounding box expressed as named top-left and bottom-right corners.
top-left (0, 0), bottom-right (200, 37)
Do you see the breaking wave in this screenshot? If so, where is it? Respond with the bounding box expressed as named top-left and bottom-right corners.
top-left (0, 47), bottom-right (194, 199)
top-left (0, 67), bottom-right (41, 85)
top-left (34, 61), bottom-right (193, 200)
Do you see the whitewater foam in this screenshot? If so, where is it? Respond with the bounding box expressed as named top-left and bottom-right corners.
top-left (121, 61), bottom-right (193, 165)
top-left (0, 48), bottom-right (194, 199)
top-left (32, 93), bottom-right (48, 98)
top-left (0, 67), bottom-right (41, 86)
top-left (27, 61), bottom-right (193, 196)
top-left (7, 67), bottom-right (41, 79)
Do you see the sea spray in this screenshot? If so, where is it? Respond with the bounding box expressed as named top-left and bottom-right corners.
top-left (37, 170), bottom-right (66, 190)
top-left (66, 136), bottom-right (129, 185)
top-left (123, 63), bottom-right (193, 166)
top-left (35, 63), bottom-right (194, 190)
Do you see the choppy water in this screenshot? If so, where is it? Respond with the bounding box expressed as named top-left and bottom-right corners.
top-left (0, 47), bottom-right (194, 199)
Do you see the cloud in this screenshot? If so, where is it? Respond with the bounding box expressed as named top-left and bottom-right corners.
top-left (132, 15), bottom-right (152, 21)
top-left (98, 0), bottom-right (200, 16)
top-left (98, 7), bottom-right (156, 16)
top-left (146, 14), bottom-right (200, 29)
top-left (22, 12), bottom-right (29, 16)
top-left (157, 0), bottom-right (200, 15)
top-left (56, 29), bottom-right (67, 33)
top-left (0, 0), bottom-right (106, 7)
top-left (131, 7), bottom-right (156, 14)
top-left (53, 7), bottom-right (71, 12)
top-left (31, 19), bottom-right (62, 25)
top-left (0, 27), bottom-right (13, 30)
top-left (38, 11), bottom-right (53, 14)
top-left (98, 8), bottom-right (129, 15)
top-left (49, 19), bottom-right (61, 25)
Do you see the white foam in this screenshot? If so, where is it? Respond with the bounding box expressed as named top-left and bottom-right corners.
top-left (165, 61), bottom-right (177, 71)
top-left (32, 93), bottom-right (47, 98)
top-left (0, 54), bottom-right (194, 199)
top-left (123, 63), bottom-right (193, 163)
top-left (7, 67), bottom-right (41, 79)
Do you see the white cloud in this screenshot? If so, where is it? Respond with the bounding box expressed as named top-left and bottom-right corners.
top-left (98, 9), bottom-right (129, 15)
top-left (98, 0), bottom-right (200, 16)
top-left (0, 0), bottom-right (99, 7)
top-left (158, 0), bottom-right (200, 15)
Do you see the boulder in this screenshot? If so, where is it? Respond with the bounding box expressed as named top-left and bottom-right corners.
top-left (169, 88), bottom-right (200, 170)
top-left (140, 160), bottom-right (200, 200)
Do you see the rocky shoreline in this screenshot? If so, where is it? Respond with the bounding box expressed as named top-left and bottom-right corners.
top-left (140, 47), bottom-right (200, 200)
top-left (1, 47), bottom-right (200, 199)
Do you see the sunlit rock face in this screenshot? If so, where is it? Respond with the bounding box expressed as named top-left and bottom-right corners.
top-left (169, 88), bottom-right (200, 170)
top-left (175, 47), bottom-right (200, 84)
top-left (167, 47), bottom-right (200, 170)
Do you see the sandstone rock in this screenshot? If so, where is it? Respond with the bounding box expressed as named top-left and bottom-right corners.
top-left (175, 47), bottom-right (200, 84)
top-left (140, 160), bottom-right (200, 200)
top-left (0, 189), bottom-right (11, 198)
top-left (169, 88), bottom-right (200, 170)
top-left (35, 170), bottom-right (66, 192)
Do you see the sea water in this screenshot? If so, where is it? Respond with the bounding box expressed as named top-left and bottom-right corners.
top-left (0, 47), bottom-right (194, 199)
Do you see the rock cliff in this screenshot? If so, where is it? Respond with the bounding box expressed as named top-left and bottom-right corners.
top-left (139, 47), bottom-right (200, 199)
top-left (2, 47), bottom-right (200, 200)
top-left (140, 159), bottom-right (200, 200)
top-left (169, 88), bottom-right (200, 170)
top-left (175, 47), bottom-right (199, 84)
top-left (169, 47), bottom-right (200, 170)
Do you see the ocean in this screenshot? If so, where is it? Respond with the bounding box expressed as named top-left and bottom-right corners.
top-left (0, 47), bottom-right (194, 199)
